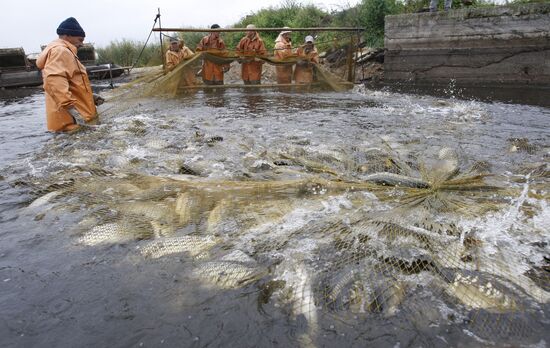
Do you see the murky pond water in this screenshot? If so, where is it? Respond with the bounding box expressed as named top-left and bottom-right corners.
top-left (0, 86), bottom-right (548, 347)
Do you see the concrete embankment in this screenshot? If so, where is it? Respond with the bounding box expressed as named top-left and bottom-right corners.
top-left (382, 3), bottom-right (550, 106)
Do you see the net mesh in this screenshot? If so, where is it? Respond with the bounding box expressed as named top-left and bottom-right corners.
top-left (113, 50), bottom-right (353, 99)
top-left (17, 133), bottom-right (550, 344)
top-left (11, 56), bottom-right (549, 345)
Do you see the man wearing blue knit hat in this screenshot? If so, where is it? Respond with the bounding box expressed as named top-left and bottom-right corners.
top-left (36, 17), bottom-right (103, 132)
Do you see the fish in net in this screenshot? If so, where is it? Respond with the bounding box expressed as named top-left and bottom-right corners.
top-left (12, 69), bottom-right (549, 346)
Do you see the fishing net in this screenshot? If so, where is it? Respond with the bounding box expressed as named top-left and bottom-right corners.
top-left (16, 119), bottom-right (550, 345)
top-left (113, 50), bottom-right (353, 99)
top-left (9, 51), bottom-right (549, 346)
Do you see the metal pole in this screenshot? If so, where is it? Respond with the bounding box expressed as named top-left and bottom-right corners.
top-left (346, 35), bottom-right (355, 83)
top-left (353, 31), bottom-right (361, 83)
top-left (108, 63), bottom-right (114, 89)
top-left (153, 27), bottom-right (364, 33)
top-left (158, 8), bottom-right (164, 71)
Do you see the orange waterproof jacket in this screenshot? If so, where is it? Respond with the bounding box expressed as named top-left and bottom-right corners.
top-left (236, 33), bottom-right (267, 82)
top-left (196, 35), bottom-right (229, 83)
top-left (274, 34), bottom-right (293, 84)
top-left (293, 46), bottom-right (319, 84)
top-left (36, 39), bottom-right (96, 132)
top-left (165, 46), bottom-right (194, 71)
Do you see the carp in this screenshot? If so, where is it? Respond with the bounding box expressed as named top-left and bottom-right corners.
top-left (368, 280), bottom-right (408, 317)
top-left (282, 262), bottom-right (319, 348)
top-left (325, 267), bottom-right (361, 307)
top-left (363, 172), bottom-right (430, 188)
top-left (76, 220), bottom-right (153, 246)
top-left (444, 272), bottom-right (517, 313)
top-left (139, 235), bottom-right (218, 259)
top-left (206, 199), bottom-right (232, 233)
top-left (175, 192), bottom-right (195, 225)
top-left (27, 190), bottom-right (62, 209)
top-left (192, 260), bottom-right (265, 289)
top-left (432, 241), bottom-right (550, 304)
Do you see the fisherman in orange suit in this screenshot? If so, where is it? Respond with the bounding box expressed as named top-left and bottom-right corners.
top-left (165, 37), bottom-right (194, 72)
top-left (236, 24), bottom-right (267, 85)
top-left (273, 28), bottom-right (294, 84)
top-left (196, 24), bottom-right (230, 85)
top-left (36, 17), bottom-right (101, 132)
top-left (294, 35), bottom-right (320, 84)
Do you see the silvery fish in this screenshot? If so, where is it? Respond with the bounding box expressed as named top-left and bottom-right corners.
top-left (286, 263), bottom-right (318, 348)
top-left (368, 281), bottom-right (407, 317)
top-left (363, 172), bottom-right (430, 188)
top-left (206, 199), bottom-right (232, 233)
top-left (76, 221), bottom-right (152, 246)
top-left (433, 242), bottom-right (550, 303)
top-left (175, 192), bottom-right (194, 225)
top-left (140, 235), bottom-right (218, 259)
top-left (325, 268), bottom-right (360, 306)
top-left (444, 272), bottom-right (517, 312)
top-left (192, 260), bottom-right (265, 289)
top-left (27, 190), bottom-right (62, 209)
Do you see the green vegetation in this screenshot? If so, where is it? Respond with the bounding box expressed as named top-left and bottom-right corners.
top-left (505, 0), bottom-right (548, 3)
top-left (96, 39), bottom-right (162, 67)
top-left (227, 1), bottom-right (333, 51)
top-left (359, 0), bottom-right (401, 47)
top-left (96, 0), bottom-right (519, 67)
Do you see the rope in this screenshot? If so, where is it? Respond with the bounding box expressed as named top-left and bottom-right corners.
top-left (128, 14), bottom-right (160, 72)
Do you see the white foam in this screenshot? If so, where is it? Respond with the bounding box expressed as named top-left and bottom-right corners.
top-left (458, 177), bottom-right (550, 275)
top-left (125, 145), bottom-right (147, 159)
top-left (528, 340), bottom-right (547, 348)
top-left (533, 199), bottom-right (550, 234)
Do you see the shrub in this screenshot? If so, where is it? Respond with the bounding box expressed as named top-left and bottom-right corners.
top-left (96, 39), bottom-right (162, 67)
top-left (359, 0), bottom-right (401, 48)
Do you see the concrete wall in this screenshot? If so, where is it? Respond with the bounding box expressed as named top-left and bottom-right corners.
top-left (384, 3), bottom-right (550, 88)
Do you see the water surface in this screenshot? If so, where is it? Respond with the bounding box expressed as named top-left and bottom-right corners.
top-left (0, 86), bottom-right (548, 347)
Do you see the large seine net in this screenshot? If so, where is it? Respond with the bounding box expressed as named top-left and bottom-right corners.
top-left (11, 59), bottom-right (549, 346)
top-left (111, 50), bottom-right (353, 99)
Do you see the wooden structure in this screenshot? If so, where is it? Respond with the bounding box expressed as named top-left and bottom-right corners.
top-left (153, 26), bottom-right (364, 84)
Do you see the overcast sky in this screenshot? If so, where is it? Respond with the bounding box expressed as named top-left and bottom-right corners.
top-left (0, 0), bottom-right (360, 53)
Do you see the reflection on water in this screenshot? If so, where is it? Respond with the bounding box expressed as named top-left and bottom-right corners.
top-left (0, 92), bottom-right (51, 165)
top-left (0, 86), bottom-right (549, 347)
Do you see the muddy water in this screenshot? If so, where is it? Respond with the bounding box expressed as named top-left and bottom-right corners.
top-left (0, 87), bottom-right (549, 348)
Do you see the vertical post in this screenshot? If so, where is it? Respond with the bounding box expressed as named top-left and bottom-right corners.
top-left (353, 30), bottom-right (363, 83)
top-left (108, 63), bottom-right (114, 89)
top-left (346, 34), bottom-right (355, 83)
top-left (158, 8), bottom-right (164, 71)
